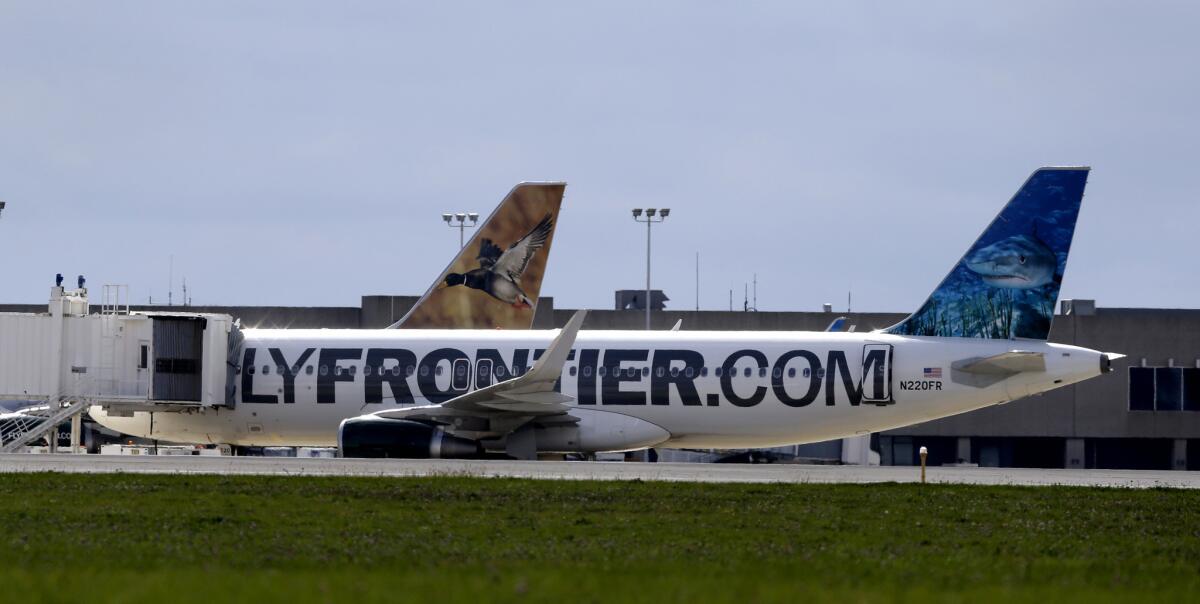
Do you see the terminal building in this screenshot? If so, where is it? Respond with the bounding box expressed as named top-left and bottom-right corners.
top-left (1, 292), bottom-right (1196, 470)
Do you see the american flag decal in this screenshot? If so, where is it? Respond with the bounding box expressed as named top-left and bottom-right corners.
top-left (923, 367), bottom-right (943, 379)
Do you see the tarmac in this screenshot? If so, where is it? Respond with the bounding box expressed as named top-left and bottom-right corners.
top-left (2, 454), bottom-right (1199, 488)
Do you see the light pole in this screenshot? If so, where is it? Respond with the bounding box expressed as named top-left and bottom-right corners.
top-left (442, 212), bottom-right (479, 249)
top-left (631, 207), bottom-right (669, 330)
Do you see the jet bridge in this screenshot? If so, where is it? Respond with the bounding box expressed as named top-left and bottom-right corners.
top-left (0, 285), bottom-right (235, 452)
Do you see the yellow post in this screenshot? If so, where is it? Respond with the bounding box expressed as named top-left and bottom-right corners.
top-left (919, 446), bottom-right (928, 484)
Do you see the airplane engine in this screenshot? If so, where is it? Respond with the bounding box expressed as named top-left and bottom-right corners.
top-left (536, 408), bottom-right (671, 453)
top-left (338, 417), bottom-right (482, 459)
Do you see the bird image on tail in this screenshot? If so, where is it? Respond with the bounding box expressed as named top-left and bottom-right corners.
top-left (439, 214), bottom-right (554, 309)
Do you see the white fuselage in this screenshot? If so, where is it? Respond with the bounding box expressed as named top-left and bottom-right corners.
top-left (91, 328), bottom-right (1105, 451)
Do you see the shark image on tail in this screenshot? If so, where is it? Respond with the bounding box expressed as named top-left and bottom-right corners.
top-left (964, 231), bottom-right (1059, 290)
top-left (887, 167), bottom-right (1089, 340)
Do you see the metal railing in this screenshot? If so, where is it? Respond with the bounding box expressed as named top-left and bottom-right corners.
top-left (0, 397), bottom-right (92, 453)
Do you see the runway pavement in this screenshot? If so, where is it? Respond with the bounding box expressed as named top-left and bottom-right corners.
top-left (2, 453), bottom-right (1198, 487)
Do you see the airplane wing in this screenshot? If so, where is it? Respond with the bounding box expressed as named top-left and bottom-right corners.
top-left (369, 310), bottom-right (587, 427)
top-left (493, 213), bottom-right (553, 281)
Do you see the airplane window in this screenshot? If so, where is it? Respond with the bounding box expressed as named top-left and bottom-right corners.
top-left (759, 368), bottom-right (767, 378)
top-left (817, 368), bottom-right (826, 379)
top-left (772, 367), bottom-right (781, 379)
top-left (685, 367), bottom-right (694, 378)
top-left (456, 364), bottom-right (466, 377)
top-left (407, 365), bottom-right (415, 377)
top-left (700, 367), bottom-right (708, 377)
top-left (642, 367), bottom-right (650, 377)
top-left (656, 367), bottom-right (665, 378)
top-left (435, 366), bottom-right (443, 376)
top-left (263, 365), bottom-right (270, 375)
top-left (598, 367), bottom-right (607, 378)
top-left (583, 366), bottom-right (592, 377)
top-left (235, 366), bottom-right (241, 375)
top-left (569, 366), bottom-right (577, 376)
top-left (334, 366), bottom-right (342, 376)
top-left (319, 366), bottom-right (328, 376)
top-left (669, 367), bottom-right (678, 377)
top-left (787, 368), bottom-right (795, 378)
top-left (743, 367), bottom-right (751, 378)
top-left (392, 367), bottom-right (401, 377)
top-left (349, 366), bottom-right (357, 376)
top-left (420, 366), bottom-right (429, 377)
top-left (496, 366), bottom-right (507, 378)
top-left (276, 365), bottom-right (286, 375)
top-left (248, 366), bottom-right (255, 375)
top-left (803, 368), bottom-right (810, 378)
top-left (715, 367), bottom-right (723, 377)
top-left (364, 366), bottom-right (373, 376)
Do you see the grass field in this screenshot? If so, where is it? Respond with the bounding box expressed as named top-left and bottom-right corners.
top-left (1, 473), bottom-right (1197, 603)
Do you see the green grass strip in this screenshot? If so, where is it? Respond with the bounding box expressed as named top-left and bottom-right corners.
top-left (1, 473), bottom-right (1196, 602)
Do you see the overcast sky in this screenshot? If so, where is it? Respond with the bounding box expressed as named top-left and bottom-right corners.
top-left (1, 2), bottom-right (1197, 313)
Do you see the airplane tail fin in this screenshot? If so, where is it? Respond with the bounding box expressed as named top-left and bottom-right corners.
top-left (884, 167), bottom-right (1090, 340)
top-left (390, 182), bottom-right (565, 329)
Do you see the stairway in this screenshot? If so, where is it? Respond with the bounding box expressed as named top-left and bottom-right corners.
top-left (0, 398), bottom-right (91, 453)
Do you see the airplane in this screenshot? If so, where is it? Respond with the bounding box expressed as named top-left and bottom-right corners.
top-left (91, 167), bottom-right (1121, 459)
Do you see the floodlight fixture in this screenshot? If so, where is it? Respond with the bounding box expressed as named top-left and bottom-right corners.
top-left (630, 206), bottom-right (672, 330)
top-left (443, 210), bottom-right (479, 248)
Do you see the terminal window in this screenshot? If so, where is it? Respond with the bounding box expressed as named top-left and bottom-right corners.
top-left (1128, 367), bottom-right (1200, 411)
